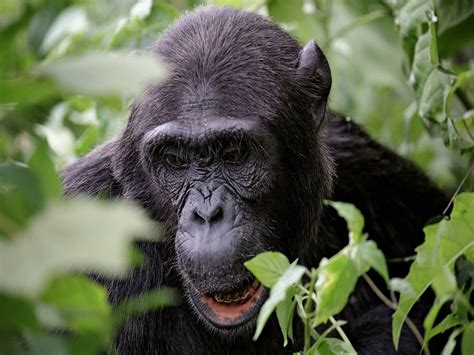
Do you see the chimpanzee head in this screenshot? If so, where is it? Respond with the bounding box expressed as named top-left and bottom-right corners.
top-left (111, 7), bottom-right (333, 333)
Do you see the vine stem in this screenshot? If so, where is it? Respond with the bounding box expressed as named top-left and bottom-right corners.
top-left (362, 274), bottom-right (430, 355)
top-left (329, 316), bottom-right (355, 350)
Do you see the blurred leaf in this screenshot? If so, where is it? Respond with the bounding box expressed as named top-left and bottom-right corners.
top-left (41, 6), bottom-right (89, 53)
top-left (41, 275), bottom-right (111, 335)
top-left (253, 264), bottom-right (305, 340)
top-left (462, 322), bottom-right (474, 355)
top-left (245, 251), bottom-right (291, 288)
top-left (0, 0), bottom-right (26, 30)
top-left (39, 52), bottom-right (168, 98)
top-left (23, 332), bottom-right (68, 355)
top-left (392, 193), bottom-right (474, 348)
top-left (114, 288), bottom-right (181, 325)
top-left (0, 294), bottom-right (39, 331)
top-left (75, 125), bottom-right (99, 156)
top-left (28, 140), bottom-right (62, 200)
top-left (0, 163), bottom-right (44, 234)
top-left (0, 78), bottom-right (58, 105)
top-left (393, 0), bottom-right (431, 38)
top-left (437, 0), bottom-right (474, 33)
top-left (130, 0), bottom-right (153, 20)
top-left (0, 198), bottom-right (155, 298)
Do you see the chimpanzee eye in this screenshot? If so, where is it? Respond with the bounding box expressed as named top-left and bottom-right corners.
top-left (223, 149), bottom-right (243, 164)
top-left (165, 153), bottom-right (187, 169)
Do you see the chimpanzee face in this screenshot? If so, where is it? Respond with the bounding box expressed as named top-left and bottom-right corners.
top-left (141, 117), bottom-right (280, 330)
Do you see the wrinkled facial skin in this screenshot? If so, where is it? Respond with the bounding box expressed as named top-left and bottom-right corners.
top-left (141, 118), bottom-right (280, 331)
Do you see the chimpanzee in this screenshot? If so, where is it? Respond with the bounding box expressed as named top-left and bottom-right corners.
top-left (62, 6), bottom-right (448, 354)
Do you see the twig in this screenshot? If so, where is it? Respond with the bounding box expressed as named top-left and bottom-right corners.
top-left (388, 255), bottom-right (416, 263)
top-left (304, 270), bottom-right (318, 352)
top-left (329, 316), bottom-right (356, 352)
top-left (362, 274), bottom-right (430, 355)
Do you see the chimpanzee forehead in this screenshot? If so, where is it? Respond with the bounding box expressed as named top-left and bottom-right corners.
top-left (142, 117), bottom-right (271, 147)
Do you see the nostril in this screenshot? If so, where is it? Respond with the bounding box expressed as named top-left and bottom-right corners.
top-left (210, 207), bottom-right (223, 223)
top-left (193, 206), bottom-right (224, 224)
top-left (193, 210), bottom-right (206, 224)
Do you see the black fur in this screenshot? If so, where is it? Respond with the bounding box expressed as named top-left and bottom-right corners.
top-left (62, 7), bottom-right (447, 354)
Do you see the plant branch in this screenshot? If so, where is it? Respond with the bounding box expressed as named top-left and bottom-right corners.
top-left (362, 274), bottom-right (430, 355)
top-left (303, 270), bottom-right (318, 352)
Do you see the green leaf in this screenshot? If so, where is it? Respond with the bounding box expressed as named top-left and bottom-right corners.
top-left (313, 254), bottom-right (359, 326)
top-left (424, 313), bottom-right (462, 346)
top-left (392, 193), bottom-right (474, 348)
top-left (0, 198), bottom-right (155, 298)
top-left (393, 0), bottom-right (431, 38)
top-left (39, 52), bottom-right (168, 98)
top-left (253, 264), bottom-right (306, 340)
top-left (326, 201), bottom-right (365, 243)
top-left (411, 31), bottom-right (454, 123)
top-left (437, 0), bottom-right (474, 34)
top-left (312, 337), bottom-right (357, 355)
top-left (359, 240), bottom-right (389, 283)
top-left (462, 322), bottom-right (474, 355)
top-left (275, 286), bottom-right (296, 347)
top-left (432, 266), bottom-right (457, 299)
top-left (245, 251), bottom-right (290, 288)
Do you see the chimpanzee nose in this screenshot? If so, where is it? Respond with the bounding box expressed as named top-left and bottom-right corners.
top-left (193, 204), bottom-right (224, 224)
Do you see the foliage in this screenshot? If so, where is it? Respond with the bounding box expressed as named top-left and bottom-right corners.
top-left (1, 1), bottom-right (176, 353)
top-left (1, 0), bottom-right (473, 354)
top-left (246, 195), bottom-right (474, 354)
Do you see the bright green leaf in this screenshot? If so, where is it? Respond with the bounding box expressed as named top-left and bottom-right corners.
top-left (275, 286), bottom-right (296, 347)
top-left (359, 240), bottom-right (389, 283)
top-left (392, 193), bottom-right (474, 348)
top-left (245, 251), bottom-right (290, 288)
top-left (313, 254), bottom-right (359, 326)
top-left (253, 264), bottom-right (305, 340)
top-left (326, 201), bottom-right (365, 243)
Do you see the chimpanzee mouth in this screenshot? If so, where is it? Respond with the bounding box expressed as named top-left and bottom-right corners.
top-left (188, 278), bottom-right (267, 330)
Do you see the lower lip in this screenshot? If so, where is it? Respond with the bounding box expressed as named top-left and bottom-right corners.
top-left (199, 283), bottom-right (264, 325)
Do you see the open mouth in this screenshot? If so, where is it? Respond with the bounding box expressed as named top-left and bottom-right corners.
top-left (189, 278), bottom-right (266, 329)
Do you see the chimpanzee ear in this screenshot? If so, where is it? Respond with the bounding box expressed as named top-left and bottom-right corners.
top-left (297, 40), bottom-right (331, 95)
top-left (297, 40), bottom-right (332, 125)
